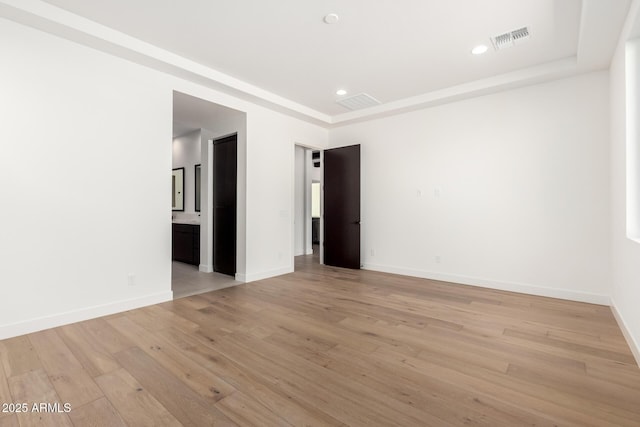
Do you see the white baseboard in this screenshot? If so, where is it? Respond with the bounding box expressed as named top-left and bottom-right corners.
top-left (236, 266), bottom-right (293, 283)
top-left (199, 264), bottom-right (213, 273)
top-left (0, 291), bottom-right (173, 340)
top-left (610, 299), bottom-right (640, 367)
top-left (362, 263), bottom-right (610, 305)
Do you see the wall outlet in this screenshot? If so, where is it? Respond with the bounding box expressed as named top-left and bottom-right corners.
top-left (127, 274), bottom-right (136, 286)
top-left (434, 188), bottom-right (441, 198)
top-left (435, 256), bottom-right (441, 264)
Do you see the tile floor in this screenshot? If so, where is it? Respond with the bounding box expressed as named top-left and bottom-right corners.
top-left (171, 261), bottom-right (240, 299)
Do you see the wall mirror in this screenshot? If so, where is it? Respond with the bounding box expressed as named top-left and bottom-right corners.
top-left (195, 164), bottom-right (201, 212)
top-left (172, 167), bottom-right (185, 211)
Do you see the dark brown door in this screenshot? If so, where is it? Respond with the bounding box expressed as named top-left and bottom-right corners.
top-left (213, 134), bottom-right (237, 276)
top-left (323, 144), bottom-right (361, 269)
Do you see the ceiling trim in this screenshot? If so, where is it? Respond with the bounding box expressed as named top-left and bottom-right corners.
top-left (0, 0), bottom-right (332, 125)
top-left (0, 0), bottom-right (630, 128)
top-left (330, 57), bottom-right (578, 126)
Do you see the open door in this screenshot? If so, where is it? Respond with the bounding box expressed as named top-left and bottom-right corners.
top-left (213, 134), bottom-right (237, 276)
top-left (323, 144), bottom-right (361, 269)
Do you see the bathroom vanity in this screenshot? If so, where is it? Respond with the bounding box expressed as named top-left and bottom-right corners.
top-left (172, 222), bottom-right (200, 266)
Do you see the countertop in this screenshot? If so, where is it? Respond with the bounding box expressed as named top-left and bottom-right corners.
top-left (172, 219), bottom-right (201, 225)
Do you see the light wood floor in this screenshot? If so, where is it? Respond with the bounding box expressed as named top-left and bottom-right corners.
top-left (1, 255), bottom-right (639, 426)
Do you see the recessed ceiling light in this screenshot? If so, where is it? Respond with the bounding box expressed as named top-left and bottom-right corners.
top-left (471, 44), bottom-right (488, 55)
top-left (324, 13), bottom-right (339, 24)
top-left (336, 89), bottom-right (347, 96)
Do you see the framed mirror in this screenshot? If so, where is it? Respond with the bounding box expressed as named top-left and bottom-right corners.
top-left (172, 167), bottom-right (184, 211)
top-left (195, 164), bottom-right (201, 212)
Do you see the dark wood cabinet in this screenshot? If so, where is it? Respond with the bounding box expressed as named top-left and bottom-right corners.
top-left (312, 217), bottom-right (320, 244)
top-left (172, 223), bottom-right (200, 266)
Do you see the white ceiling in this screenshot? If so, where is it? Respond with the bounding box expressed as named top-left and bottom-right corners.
top-left (173, 91), bottom-right (245, 138)
top-left (1, 0), bottom-right (633, 125)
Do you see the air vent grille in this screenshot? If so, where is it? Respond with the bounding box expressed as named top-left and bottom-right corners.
top-left (512, 27), bottom-right (529, 41)
top-left (492, 26), bottom-right (530, 51)
top-left (336, 93), bottom-right (381, 111)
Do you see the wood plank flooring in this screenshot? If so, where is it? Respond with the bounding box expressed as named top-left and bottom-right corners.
top-left (1, 254), bottom-right (639, 426)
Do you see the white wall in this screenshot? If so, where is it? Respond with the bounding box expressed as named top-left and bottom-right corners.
top-left (0, 18), bottom-right (173, 338)
top-left (172, 129), bottom-right (201, 216)
top-left (0, 18), bottom-right (328, 338)
top-left (245, 109), bottom-right (328, 281)
top-left (329, 72), bottom-right (611, 304)
top-left (625, 39), bottom-right (640, 241)
top-left (610, 14), bottom-right (640, 361)
top-left (311, 162), bottom-right (321, 182)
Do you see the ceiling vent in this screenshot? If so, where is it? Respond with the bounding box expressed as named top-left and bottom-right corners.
top-left (492, 27), bottom-right (530, 51)
top-left (336, 93), bottom-right (381, 111)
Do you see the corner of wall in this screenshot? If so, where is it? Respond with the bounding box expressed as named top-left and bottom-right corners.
top-left (0, 291), bottom-right (173, 341)
top-left (236, 266), bottom-right (293, 283)
top-left (362, 263), bottom-right (611, 305)
top-left (610, 298), bottom-right (640, 367)
top-left (199, 264), bottom-right (213, 273)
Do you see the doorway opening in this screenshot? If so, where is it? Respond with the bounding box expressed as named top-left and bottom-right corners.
top-left (171, 91), bottom-right (246, 299)
top-left (294, 145), bottom-right (322, 270)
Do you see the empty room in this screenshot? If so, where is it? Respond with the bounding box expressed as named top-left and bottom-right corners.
top-left (1, 0), bottom-right (640, 426)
